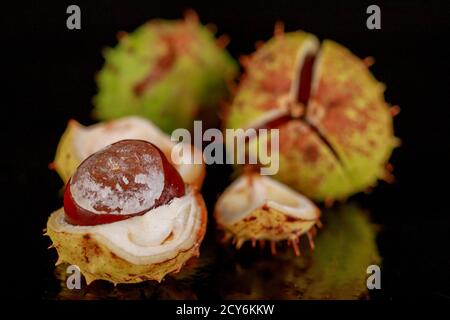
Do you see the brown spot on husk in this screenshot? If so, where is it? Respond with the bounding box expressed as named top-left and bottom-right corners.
top-left (303, 144), bottom-right (320, 164)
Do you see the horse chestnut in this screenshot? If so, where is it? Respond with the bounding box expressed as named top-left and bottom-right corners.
top-left (64, 139), bottom-right (185, 226)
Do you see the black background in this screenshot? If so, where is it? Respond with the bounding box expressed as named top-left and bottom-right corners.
top-left (3, 0), bottom-right (450, 300)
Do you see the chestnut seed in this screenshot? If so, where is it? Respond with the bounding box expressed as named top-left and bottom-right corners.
top-left (64, 139), bottom-right (185, 226)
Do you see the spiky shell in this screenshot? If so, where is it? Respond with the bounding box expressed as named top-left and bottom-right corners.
top-left (217, 204), bottom-right (380, 299)
top-left (46, 191), bottom-right (207, 284)
top-left (214, 173), bottom-right (320, 253)
top-left (53, 116), bottom-right (205, 188)
top-left (53, 119), bottom-right (80, 183)
top-left (94, 17), bottom-right (238, 133)
top-left (225, 31), bottom-right (397, 201)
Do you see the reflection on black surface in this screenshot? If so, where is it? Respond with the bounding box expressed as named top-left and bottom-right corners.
top-left (216, 204), bottom-right (380, 299)
top-left (46, 203), bottom-right (379, 300)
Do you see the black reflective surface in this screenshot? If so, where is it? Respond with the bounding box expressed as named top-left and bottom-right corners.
top-left (4, 0), bottom-right (450, 300)
top-left (44, 202), bottom-right (379, 300)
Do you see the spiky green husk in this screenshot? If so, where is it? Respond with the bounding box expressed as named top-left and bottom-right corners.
top-left (52, 118), bottom-right (206, 187)
top-left (217, 207), bottom-right (318, 247)
top-left (225, 31), bottom-right (396, 201)
top-left (46, 204), bottom-right (379, 299)
top-left (53, 120), bottom-right (80, 183)
top-left (47, 224), bottom-right (200, 284)
top-left (94, 18), bottom-right (238, 133)
top-left (46, 193), bottom-right (208, 285)
top-left (219, 204), bottom-right (380, 300)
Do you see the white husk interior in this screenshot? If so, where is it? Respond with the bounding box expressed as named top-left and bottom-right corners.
top-left (241, 36), bottom-right (321, 169)
top-left (216, 174), bottom-right (319, 226)
top-left (245, 35), bottom-right (320, 131)
top-left (48, 190), bottom-right (202, 265)
top-left (289, 35), bottom-right (320, 101)
top-left (246, 108), bottom-right (289, 130)
top-left (71, 116), bottom-right (203, 185)
top-left (73, 116), bottom-right (172, 159)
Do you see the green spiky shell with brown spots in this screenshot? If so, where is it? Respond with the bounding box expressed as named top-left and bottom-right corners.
top-left (225, 30), bottom-right (397, 201)
top-left (94, 16), bottom-right (238, 133)
top-left (46, 192), bottom-right (208, 284)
